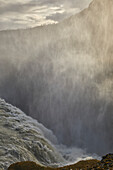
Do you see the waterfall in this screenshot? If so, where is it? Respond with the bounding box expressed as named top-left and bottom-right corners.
top-left (0, 0), bottom-right (113, 156)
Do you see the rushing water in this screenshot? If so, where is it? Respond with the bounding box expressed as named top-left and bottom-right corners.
top-left (0, 0), bottom-right (113, 158)
top-left (0, 98), bottom-right (101, 169)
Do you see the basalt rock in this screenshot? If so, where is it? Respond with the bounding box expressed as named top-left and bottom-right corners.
top-left (7, 154), bottom-right (113, 170)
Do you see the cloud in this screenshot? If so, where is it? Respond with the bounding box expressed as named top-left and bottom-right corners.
top-left (0, 0), bottom-right (92, 30)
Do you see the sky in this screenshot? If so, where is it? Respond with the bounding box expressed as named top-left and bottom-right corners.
top-left (0, 0), bottom-right (92, 30)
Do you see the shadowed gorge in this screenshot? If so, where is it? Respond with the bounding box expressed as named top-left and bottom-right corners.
top-left (0, 0), bottom-right (113, 157)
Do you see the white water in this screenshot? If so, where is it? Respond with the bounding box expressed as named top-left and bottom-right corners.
top-left (0, 99), bottom-right (100, 169)
top-left (0, 0), bottom-right (113, 163)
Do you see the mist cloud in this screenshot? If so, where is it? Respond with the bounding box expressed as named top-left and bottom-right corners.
top-left (0, 0), bottom-right (113, 156)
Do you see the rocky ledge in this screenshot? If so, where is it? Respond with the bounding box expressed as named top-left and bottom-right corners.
top-left (8, 154), bottom-right (113, 170)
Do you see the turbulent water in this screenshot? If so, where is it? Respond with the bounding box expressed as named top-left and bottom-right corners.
top-left (0, 0), bottom-right (113, 159)
top-left (0, 99), bottom-right (100, 169)
top-left (0, 99), bottom-right (65, 169)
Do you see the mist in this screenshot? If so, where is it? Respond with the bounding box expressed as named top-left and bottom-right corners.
top-left (0, 0), bottom-right (113, 156)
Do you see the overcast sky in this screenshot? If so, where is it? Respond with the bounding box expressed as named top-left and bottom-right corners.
top-left (0, 0), bottom-right (92, 30)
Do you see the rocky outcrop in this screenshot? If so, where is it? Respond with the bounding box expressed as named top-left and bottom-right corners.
top-left (97, 154), bottom-right (113, 169)
top-left (61, 154), bottom-right (113, 169)
top-left (7, 154), bottom-right (113, 170)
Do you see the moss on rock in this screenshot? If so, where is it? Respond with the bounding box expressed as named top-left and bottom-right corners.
top-left (8, 154), bottom-right (113, 170)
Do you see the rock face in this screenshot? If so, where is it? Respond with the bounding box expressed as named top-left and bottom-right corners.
top-left (0, 0), bottom-right (113, 156)
top-left (7, 154), bottom-right (113, 170)
top-left (100, 154), bottom-right (113, 169)
top-left (0, 99), bottom-right (65, 170)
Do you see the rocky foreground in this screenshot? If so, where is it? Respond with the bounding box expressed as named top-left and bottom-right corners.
top-left (8, 154), bottom-right (113, 170)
